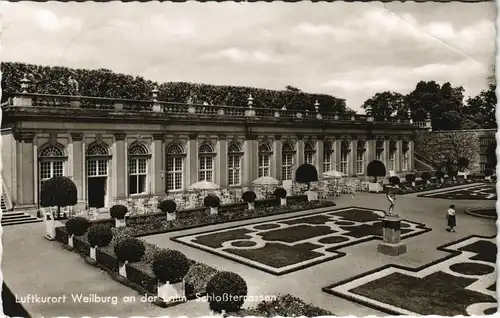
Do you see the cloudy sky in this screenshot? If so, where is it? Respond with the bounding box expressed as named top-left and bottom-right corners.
top-left (0, 1), bottom-right (495, 111)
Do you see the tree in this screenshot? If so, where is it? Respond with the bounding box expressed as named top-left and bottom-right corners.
top-left (457, 157), bottom-right (470, 171)
top-left (361, 91), bottom-right (406, 121)
top-left (366, 160), bottom-right (386, 182)
top-left (415, 131), bottom-right (478, 171)
top-left (295, 163), bottom-right (318, 191)
top-left (463, 83), bottom-right (497, 129)
top-left (285, 85), bottom-right (301, 92)
top-left (40, 176), bottom-right (77, 219)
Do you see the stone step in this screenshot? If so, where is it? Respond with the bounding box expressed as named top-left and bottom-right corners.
top-left (1, 218), bottom-right (43, 226)
top-left (2, 214), bottom-right (35, 221)
top-left (2, 211), bottom-right (25, 217)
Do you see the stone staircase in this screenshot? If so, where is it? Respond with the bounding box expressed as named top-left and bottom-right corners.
top-left (1, 196), bottom-right (43, 227)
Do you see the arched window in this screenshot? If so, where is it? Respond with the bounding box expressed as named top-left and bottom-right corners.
top-left (375, 140), bottom-right (384, 161)
top-left (304, 141), bottom-right (315, 165)
top-left (86, 144), bottom-right (109, 177)
top-left (401, 140), bottom-right (409, 171)
top-left (323, 141), bottom-right (333, 173)
top-left (228, 143), bottom-right (242, 186)
top-left (258, 143), bottom-right (272, 178)
top-left (340, 141), bottom-right (350, 175)
top-left (128, 144), bottom-right (149, 195)
top-left (388, 140), bottom-right (397, 171)
top-left (281, 142), bottom-right (295, 181)
top-left (356, 140), bottom-right (366, 174)
top-left (39, 144), bottom-right (67, 198)
top-left (199, 143), bottom-right (215, 182)
top-left (166, 144), bottom-right (185, 191)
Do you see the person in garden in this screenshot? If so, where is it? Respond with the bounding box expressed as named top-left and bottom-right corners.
top-left (446, 204), bottom-right (457, 232)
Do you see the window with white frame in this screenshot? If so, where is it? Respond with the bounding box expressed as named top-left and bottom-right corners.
top-left (86, 144), bottom-right (109, 177)
top-left (340, 141), bottom-right (350, 175)
top-left (356, 141), bottom-right (366, 174)
top-left (39, 145), bottom-right (66, 198)
top-left (388, 140), bottom-right (396, 171)
top-left (304, 142), bottom-right (315, 165)
top-left (128, 144), bottom-right (149, 195)
top-left (375, 140), bottom-right (384, 161)
top-left (228, 143), bottom-right (242, 186)
top-left (258, 143), bottom-right (272, 177)
top-left (166, 144), bottom-right (184, 191)
top-left (199, 143), bottom-right (215, 182)
top-left (281, 143), bottom-right (295, 181)
top-left (323, 141), bottom-right (333, 172)
top-left (401, 140), bottom-right (409, 171)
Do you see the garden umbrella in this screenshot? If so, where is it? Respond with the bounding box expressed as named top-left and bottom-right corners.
top-left (188, 180), bottom-right (220, 196)
top-left (253, 176), bottom-right (280, 196)
top-left (323, 170), bottom-right (343, 178)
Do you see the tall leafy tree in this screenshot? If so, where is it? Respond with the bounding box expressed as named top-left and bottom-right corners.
top-left (463, 83), bottom-right (497, 129)
top-left (361, 91), bottom-right (406, 120)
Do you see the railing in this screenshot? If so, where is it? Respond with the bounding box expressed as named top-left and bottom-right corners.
top-left (5, 92), bottom-right (420, 125)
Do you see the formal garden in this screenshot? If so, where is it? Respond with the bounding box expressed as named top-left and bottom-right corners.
top-left (35, 160), bottom-right (497, 316)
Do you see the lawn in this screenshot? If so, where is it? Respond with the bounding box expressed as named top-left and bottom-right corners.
top-left (418, 185), bottom-right (496, 200)
top-left (172, 206), bottom-right (431, 275)
top-left (323, 235), bottom-right (497, 316)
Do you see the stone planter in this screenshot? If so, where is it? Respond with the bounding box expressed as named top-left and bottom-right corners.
top-left (210, 207), bottom-right (218, 215)
top-left (167, 212), bottom-right (176, 221)
top-left (280, 198), bottom-right (287, 206)
top-left (368, 182), bottom-right (383, 193)
top-left (377, 215), bottom-right (407, 256)
top-left (157, 280), bottom-right (185, 303)
top-left (44, 213), bottom-right (56, 240)
top-left (68, 234), bottom-right (74, 248)
top-left (115, 218), bottom-right (126, 228)
top-left (247, 202), bottom-right (255, 210)
top-left (411, 182), bottom-right (416, 187)
top-left (90, 246), bottom-right (97, 261)
top-left (118, 261), bottom-right (128, 278)
top-left (305, 191), bottom-right (318, 201)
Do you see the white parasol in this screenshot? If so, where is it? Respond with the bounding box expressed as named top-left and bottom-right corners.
top-left (188, 180), bottom-right (220, 196)
top-left (323, 170), bottom-right (344, 179)
top-left (253, 176), bottom-right (280, 196)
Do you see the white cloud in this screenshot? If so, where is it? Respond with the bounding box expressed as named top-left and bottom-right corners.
top-left (200, 48), bottom-right (292, 65)
top-left (34, 9), bottom-right (82, 31)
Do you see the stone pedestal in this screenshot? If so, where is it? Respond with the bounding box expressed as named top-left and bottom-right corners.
top-left (377, 215), bottom-right (407, 256)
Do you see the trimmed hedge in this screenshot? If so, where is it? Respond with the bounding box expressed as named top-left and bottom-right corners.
top-left (110, 205), bottom-right (128, 219)
top-left (206, 271), bottom-right (248, 313)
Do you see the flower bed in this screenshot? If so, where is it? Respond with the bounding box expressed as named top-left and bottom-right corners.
top-left (85, 195), bottom-right (334, 237)
top-left (235, 294), bottom-right (333, 317)
top-left (55, 226), bottom-right (218, 307)
top-left (382, 178), bottom-right (478, 195)
top-left (464, 208), bottom-right (497, 219)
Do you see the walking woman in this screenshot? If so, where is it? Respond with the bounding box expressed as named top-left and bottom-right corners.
top-left (446, 204), bottom-right (457, 232)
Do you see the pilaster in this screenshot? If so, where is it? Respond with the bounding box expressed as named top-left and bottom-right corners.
top-left (395, 139), bottom-right (402, 172)
top-left (112, 132), bottom-right (127, 200)
top-left (152, 133), bottom-right (165, 194)
top-left (295, 135), bottom-right (304, 180)
top-left (273, 135), bottom-right (282, 180)
top-left (316, 137), bottom-right (324, 179)
top-left (243, 134), bottom-right (258, 186)
top-left (350, 139), bottom-right (357, 176)
top-left (384, 139), bottom-right (391, 173)
top-left (334, 139), bottom-right (341, 172)
top-left (14, 131), bottom-right (36, 208)
top-left (70, 132), bottom-right (85, 206)
top-left (186, 134), bottom-right (198, 185)
top-left (217, 136), bottom-right (228, 187)
top-left (409, 138), bottom-right (415, 171)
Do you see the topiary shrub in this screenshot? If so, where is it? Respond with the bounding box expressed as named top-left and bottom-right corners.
top-left (114, 237), bottom-right (145, 263)
top-left (295, 163), bottom-right (318, 191)
top-left (435, 170), bottom-right (445, 181)
top-left (204, 195), bottom-right (220, 208)
top-left (158, 200), bottom-right (177, 214)
top-left (206, 271), bottom-right (248, 314)
top-left (421, 172), bottom-right (431, 184)
top-left (242, 191), bottom-right (257, 203)
top-left (152, 249), bottom-right (191, 284)
top-left (65, 217), bottom-right (90, 237)
top-left (40, 176), bottom-right (77, 219)
top-left (405, 174), bottom-right (416, 185)
top-left (388, 176), bottom-right (400, 186)
top-left (110, 205), bottom-right (128, 219)
top-left (184, 263), bottom-right (219, 295)
top-left (87, 224), bottom-right (113, 247)
top-left (366, 160), bottom-right (386, 183)
top-left (274, 188), bottom-right (287, 198)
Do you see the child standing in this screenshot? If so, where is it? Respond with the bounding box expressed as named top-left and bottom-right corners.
top-left (446, 204), bottom-right (457, 232)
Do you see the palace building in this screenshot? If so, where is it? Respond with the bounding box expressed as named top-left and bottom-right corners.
top-left (1, 82), bottom-right (430, 212)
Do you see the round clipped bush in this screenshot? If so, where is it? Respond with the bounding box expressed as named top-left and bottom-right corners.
top-left (65, 217), bottom-right (90, 236)
top-left (435, 170), bottom-right (445, 180)
top-left (458, 157), bottom-right (470, 170)
top-left (206, 271), bottom-right (248, 313)
top-left (295, 163), bottom-right (318, 191)
top-left (388, 176), bottom-right (400, 186)
top-left (405, 174), bottom-right (416, 184)
top-left (274, 188), bottom-right (287, 199)
top-left (366, 160), bottom-right (387, 182)
top-left (158, 200), bottom-right (177, 214)
top-left (485, 168), bottom-right (494, 176)
top-left (40, 176), bottom-right (77, 219)
top-left (242, 191), bottom-right (257, 203)
top-left (421, 172), bottom-right (431, 182)
top-left (184, 263), bottom-right (219, 295)
top-left (114, 237), bottom-right (145, 263)
top-left (110, 204), bottom-right (128, 219)
top-left (204, 194), bottom-right (220, 208)
top-left (152, 249), bottom-right (191, 284)
top-left (87, 224), bottom-right (113, 247)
